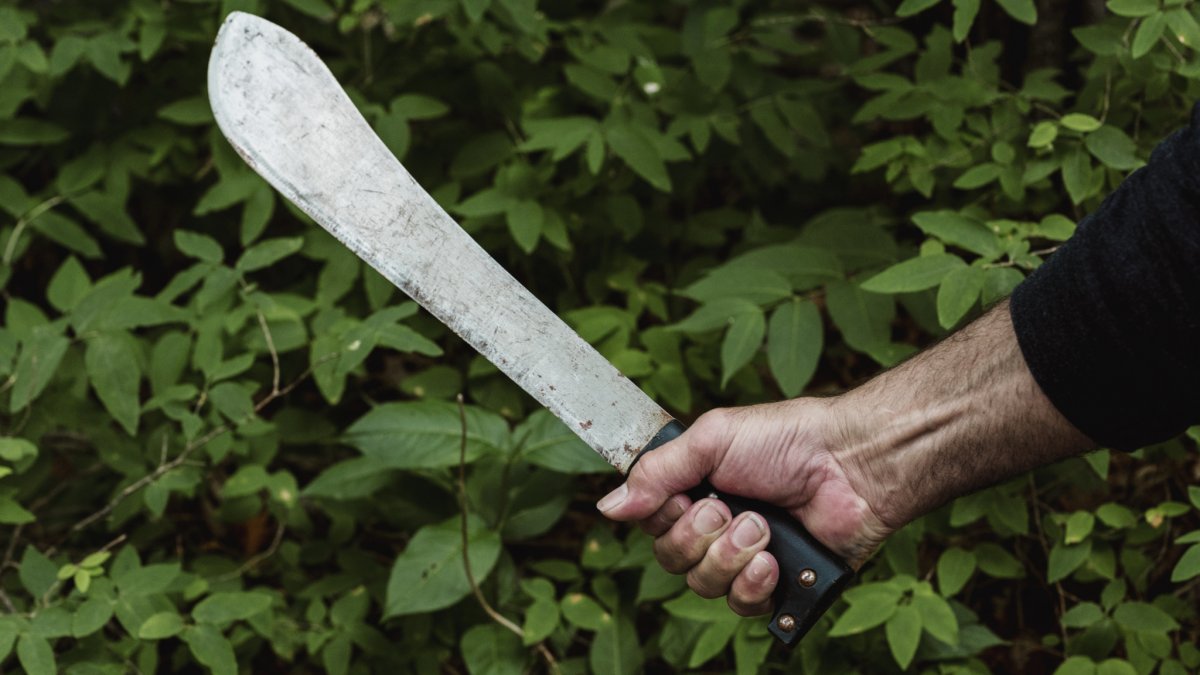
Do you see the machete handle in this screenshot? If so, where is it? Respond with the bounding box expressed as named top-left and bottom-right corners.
top-left (632, 420), bottom-right (853, 646)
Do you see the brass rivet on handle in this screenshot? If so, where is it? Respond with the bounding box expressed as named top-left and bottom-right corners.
top-left (798, 568), bottom-right (817, 588)
top-left (777, 614), bottom-right (796, 632)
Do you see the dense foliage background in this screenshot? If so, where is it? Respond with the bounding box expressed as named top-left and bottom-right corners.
top-left (1, 0), bottom-right (1198, 672)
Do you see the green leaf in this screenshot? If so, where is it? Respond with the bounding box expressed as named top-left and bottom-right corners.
top-left (1085, 126), bottom-right (1143, 170)
top-left (937, 266), bottom-right (984, 328)
top-left (1029, 120), bottom-right (1059, 148)
top-left (182, 625), bottom-right (237, 675)
top-left (1132, 12), bottom-right (1166, 57)
top-left (689, 619), bottom-right (739, 667)
top-left (953, 163), bottom-right (1001, 189)
top-left (114, 562), bottom-right (180, 596)
top-left (886, 605), bottom-right (921, 669)
top-left (1107, 0), bottom-right (1158, 18)
top-left (514, 410), bottom-right (610, 474)
top-left (1097, 660), bottom-right (1137, 675)
top-left (1062, 147), bottom-right (1092, 205)
top-left (519, 117), bottom-right (597, 160)
top-left (461, 623), bottom-right (526, 675)
top-left (10, 329), bottom-right (69, 412)
top-left (391, 93), bottom-right (450, 120)
top-left (505, 200), bottom-right (542, 253)
top-left (1061, 602), bottom-right (1104, 628)
top-left (208, 381), bottom-right (254, 422)
top-left (1112, 602), bottom-right (1180, 632)
top-left (174, 230), bottom-right (223, 263)
top-left (281, 0), bottom-right (335, 19)
top-left (16, 634), bottom-right (54, 675)
top-left (671, 298), bottom-right (761, 333)
top-left (829, 596), bottom-right (898, 636)
top-left (46, 256), bottom-right (91, 313)
top-left (861, 254), bottom-right (966, 293)
top-left (767, 299), bottom-right (822, 397)
top-left (522, 597), bottom-right (560, 645)
top-left (681, 266), bottom-right (792, 305)
top-left (322, 633), bottom-right (351, 675)
top-left (590, 614), bottom-right (641, 675)
top-left (343, 401), bottom-right (508, 469)
top-left (236, 236), bottom-right (303, 271)
top-left (1048, 540), bottom-right (1093, 582)
top-left (85, 331), bottom-right (142, 435)
top-left (192, 592), bottom-right (273, 624)
top-left (561, 592), bottom-right (610, 630)
top-left (0, 437), bottom-right (36, 463)
top-left (0, 119), bottom-right (68, 145)
top-left (19, 547), bottom-right (58, 597)
top-left (825, 280), bottom-right (894, 351)
top-left (1065, 511), bottom-right (1096, 544)
top-left (913, 211), bottom-right (1001, 257)
top-left (0, 497), bottom-right (34, 524)
top-left (896, 0), bottom-right (941, 17)
top-left (995, 0), bottom-right (1036, 23)
top-left (937, 547), bottom-right (976, 596)
top-left (1061, 113), bottom-right (1102, 132)
top-left (1165, 8), bottom-right (1200, 48)
top-left (914, 592), bottom-right (958, 644)
top-left (461, 0), bottom-right (491, 22)
top-left (1055, 656), bottom-right (1098, 675)
top-left (72, 597), bottom-right (114, 637)
top-left (158, 96), bottom-right (213, 125)
top-left (952, 0), bottom-right (980, 41)
top-left (138, 611), bottom-right (185, 639)
top-left (384, 516), bottom-right (501, 617)
top-left (302, 456), bottom-right (395, 500)
top-left (606, 123), bottom-right (671, 192)
top-left (223, 464), bottom-right (269, 498)
top-left (720, 309), bottom-right (765, 387)
top-left (974, 543), bottom-right (1025, 578)
top-left (1170, 545), bottom-right (1200, 582)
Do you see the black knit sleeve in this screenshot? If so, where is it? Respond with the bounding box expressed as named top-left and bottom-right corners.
top-left (1010, 105), bottom-right (1200, 451)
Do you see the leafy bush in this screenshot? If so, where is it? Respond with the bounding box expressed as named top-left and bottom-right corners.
top-left (1, 0), bottom-right (1198, 673)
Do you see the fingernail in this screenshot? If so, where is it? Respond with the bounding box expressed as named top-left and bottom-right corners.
top-left (748, 553), bottom-right (771, 582)
top-left (694, 503), bottom-right (726, 535)
top-left (732, 514), bottom-right (765, 548)
top-left (596, 484), bottom-right (628, 513)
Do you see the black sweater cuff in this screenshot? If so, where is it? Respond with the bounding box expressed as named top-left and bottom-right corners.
top-left (1010, 105), bottom-right (1200, 451)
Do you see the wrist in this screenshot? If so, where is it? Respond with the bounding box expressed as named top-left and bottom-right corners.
top-left (826, 384), bottom-right (966, 530)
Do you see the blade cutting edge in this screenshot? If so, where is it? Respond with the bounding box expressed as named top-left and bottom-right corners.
top-left (207, 12), bottom-right (673, 472)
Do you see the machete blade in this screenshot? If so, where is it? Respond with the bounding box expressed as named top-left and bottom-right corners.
top-left (207, 11), bottom-right (672, 472)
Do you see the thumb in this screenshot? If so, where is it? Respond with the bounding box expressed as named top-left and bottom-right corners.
top-left (596, 433), bottom-right (714, 522)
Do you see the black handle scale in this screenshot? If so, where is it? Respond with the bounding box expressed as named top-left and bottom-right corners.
top-left (632, 420), bottom-right (853, 646)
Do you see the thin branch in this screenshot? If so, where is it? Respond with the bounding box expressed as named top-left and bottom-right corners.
top-left (47, 353), bottom-right (337, 555)
top-left (456, 394), bottom-right (559, 674)
top-left (212, 523), bottom-right (285, 582)
top-left (1028, 475), bottom-right (1069, 648)
top-left (3, 195), bottom-right (65, 267)
top-left (984, 245), bottom-right (1063, 269)
top-left (255, 308), bottom-right (281, 395)
top-left (39, 533), bottom-right (127, 609)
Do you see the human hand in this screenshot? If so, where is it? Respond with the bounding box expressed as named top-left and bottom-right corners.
top-left (596, 398), bottom-right (894, 616)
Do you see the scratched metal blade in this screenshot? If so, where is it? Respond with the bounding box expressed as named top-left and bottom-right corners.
top-left (208, 12), bottom-right (672, 472)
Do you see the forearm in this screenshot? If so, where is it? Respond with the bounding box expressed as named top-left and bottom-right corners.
top-left (831, 300), bottom-right (1096, 529)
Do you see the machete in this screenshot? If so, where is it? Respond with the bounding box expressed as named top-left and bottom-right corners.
top-left (207, 11), bottom-right (851, 645)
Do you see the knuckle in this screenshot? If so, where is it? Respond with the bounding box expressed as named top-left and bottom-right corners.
top-left (653, 538), bottom-right (694, 575)
top-left (692, 407), bottom-right (733, 435)
top-left (727, 595), bottom-right (754, 617)
top-left (686, 570), bottom-right (723, 599)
